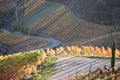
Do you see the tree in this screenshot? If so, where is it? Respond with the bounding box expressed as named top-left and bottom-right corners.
top-left (111, 40), bottom-right (117, 73)
top-left (10, 0), bottom-right (26, 23)
top-left (10, 0), bottom-right (19, 22)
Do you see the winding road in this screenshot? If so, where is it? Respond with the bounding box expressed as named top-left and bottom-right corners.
top-left (49, 57), bottom-right (120, 80)
top-left (30, 34), bottom-right (65, 50)
top-left (39, 36), bottom-right (65, 50)
top-left (1, 28), bottom-right (65, 52)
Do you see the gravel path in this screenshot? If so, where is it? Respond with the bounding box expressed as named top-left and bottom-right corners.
top-left (49, 57), bottom-right (120, 80)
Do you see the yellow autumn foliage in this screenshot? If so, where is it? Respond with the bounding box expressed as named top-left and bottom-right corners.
top-left (0, 50), bottom-right (46, 80)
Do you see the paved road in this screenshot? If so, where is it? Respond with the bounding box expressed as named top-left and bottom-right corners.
top-left (1, 28), bottom-right (65, 51)
top-left (41, 37), bottom-right (62, 50)
top-left (49, 57), bottom-right (120, 80)
top-left (32, 35), bottom-right (65, 50)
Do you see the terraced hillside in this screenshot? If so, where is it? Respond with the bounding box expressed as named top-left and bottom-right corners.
top-left (82, 32), bottom-right (120, 49)
top-left (15, 0), bottom-right (111, 44)
top-left (0, 32), bottom-right (50, 53)
top-left (47, 0), bottom-right (120, 28)
top-left (0, 32), bottom-right (31, 46)
top-left (1, 0), bottom-right (119, 49)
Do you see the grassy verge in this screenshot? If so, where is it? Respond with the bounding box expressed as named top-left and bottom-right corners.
top-left (27, 56), bottom-right (57, 80)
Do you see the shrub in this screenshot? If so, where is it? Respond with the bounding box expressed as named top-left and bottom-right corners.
top-left (0, 50), bottom-right (46, 80)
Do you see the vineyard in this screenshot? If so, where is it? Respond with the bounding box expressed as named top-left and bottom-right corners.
top-left (0, 32), bottom-right (50, 53)
top-left (24, 0), bottom-right (63, 27)
top-left (46, 46), bottom-right (120, 58)
top-left (0, 0), bottom-right (119, 49)
top-left (11, 38), bottom-right (50, 53)
top-left (1, 0), bottom-right (120, 80)
top-left (9, 0), bottom-right (111, 46)
top-left (0, 32), bottom-right (31, 46)
top-left (80, 32), bottom-right (120, 49)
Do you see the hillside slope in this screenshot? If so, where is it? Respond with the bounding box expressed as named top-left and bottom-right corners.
top-left (47, 0), bottom-right (120, 30)
top-left (0, 32), bottom-right (50, 53)
top-left (15, 0), bottom-right (111, 44)
top-left (83, 32), bottom-right (120, 49)
top-left (1, 0), bottom-right (120, 49)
